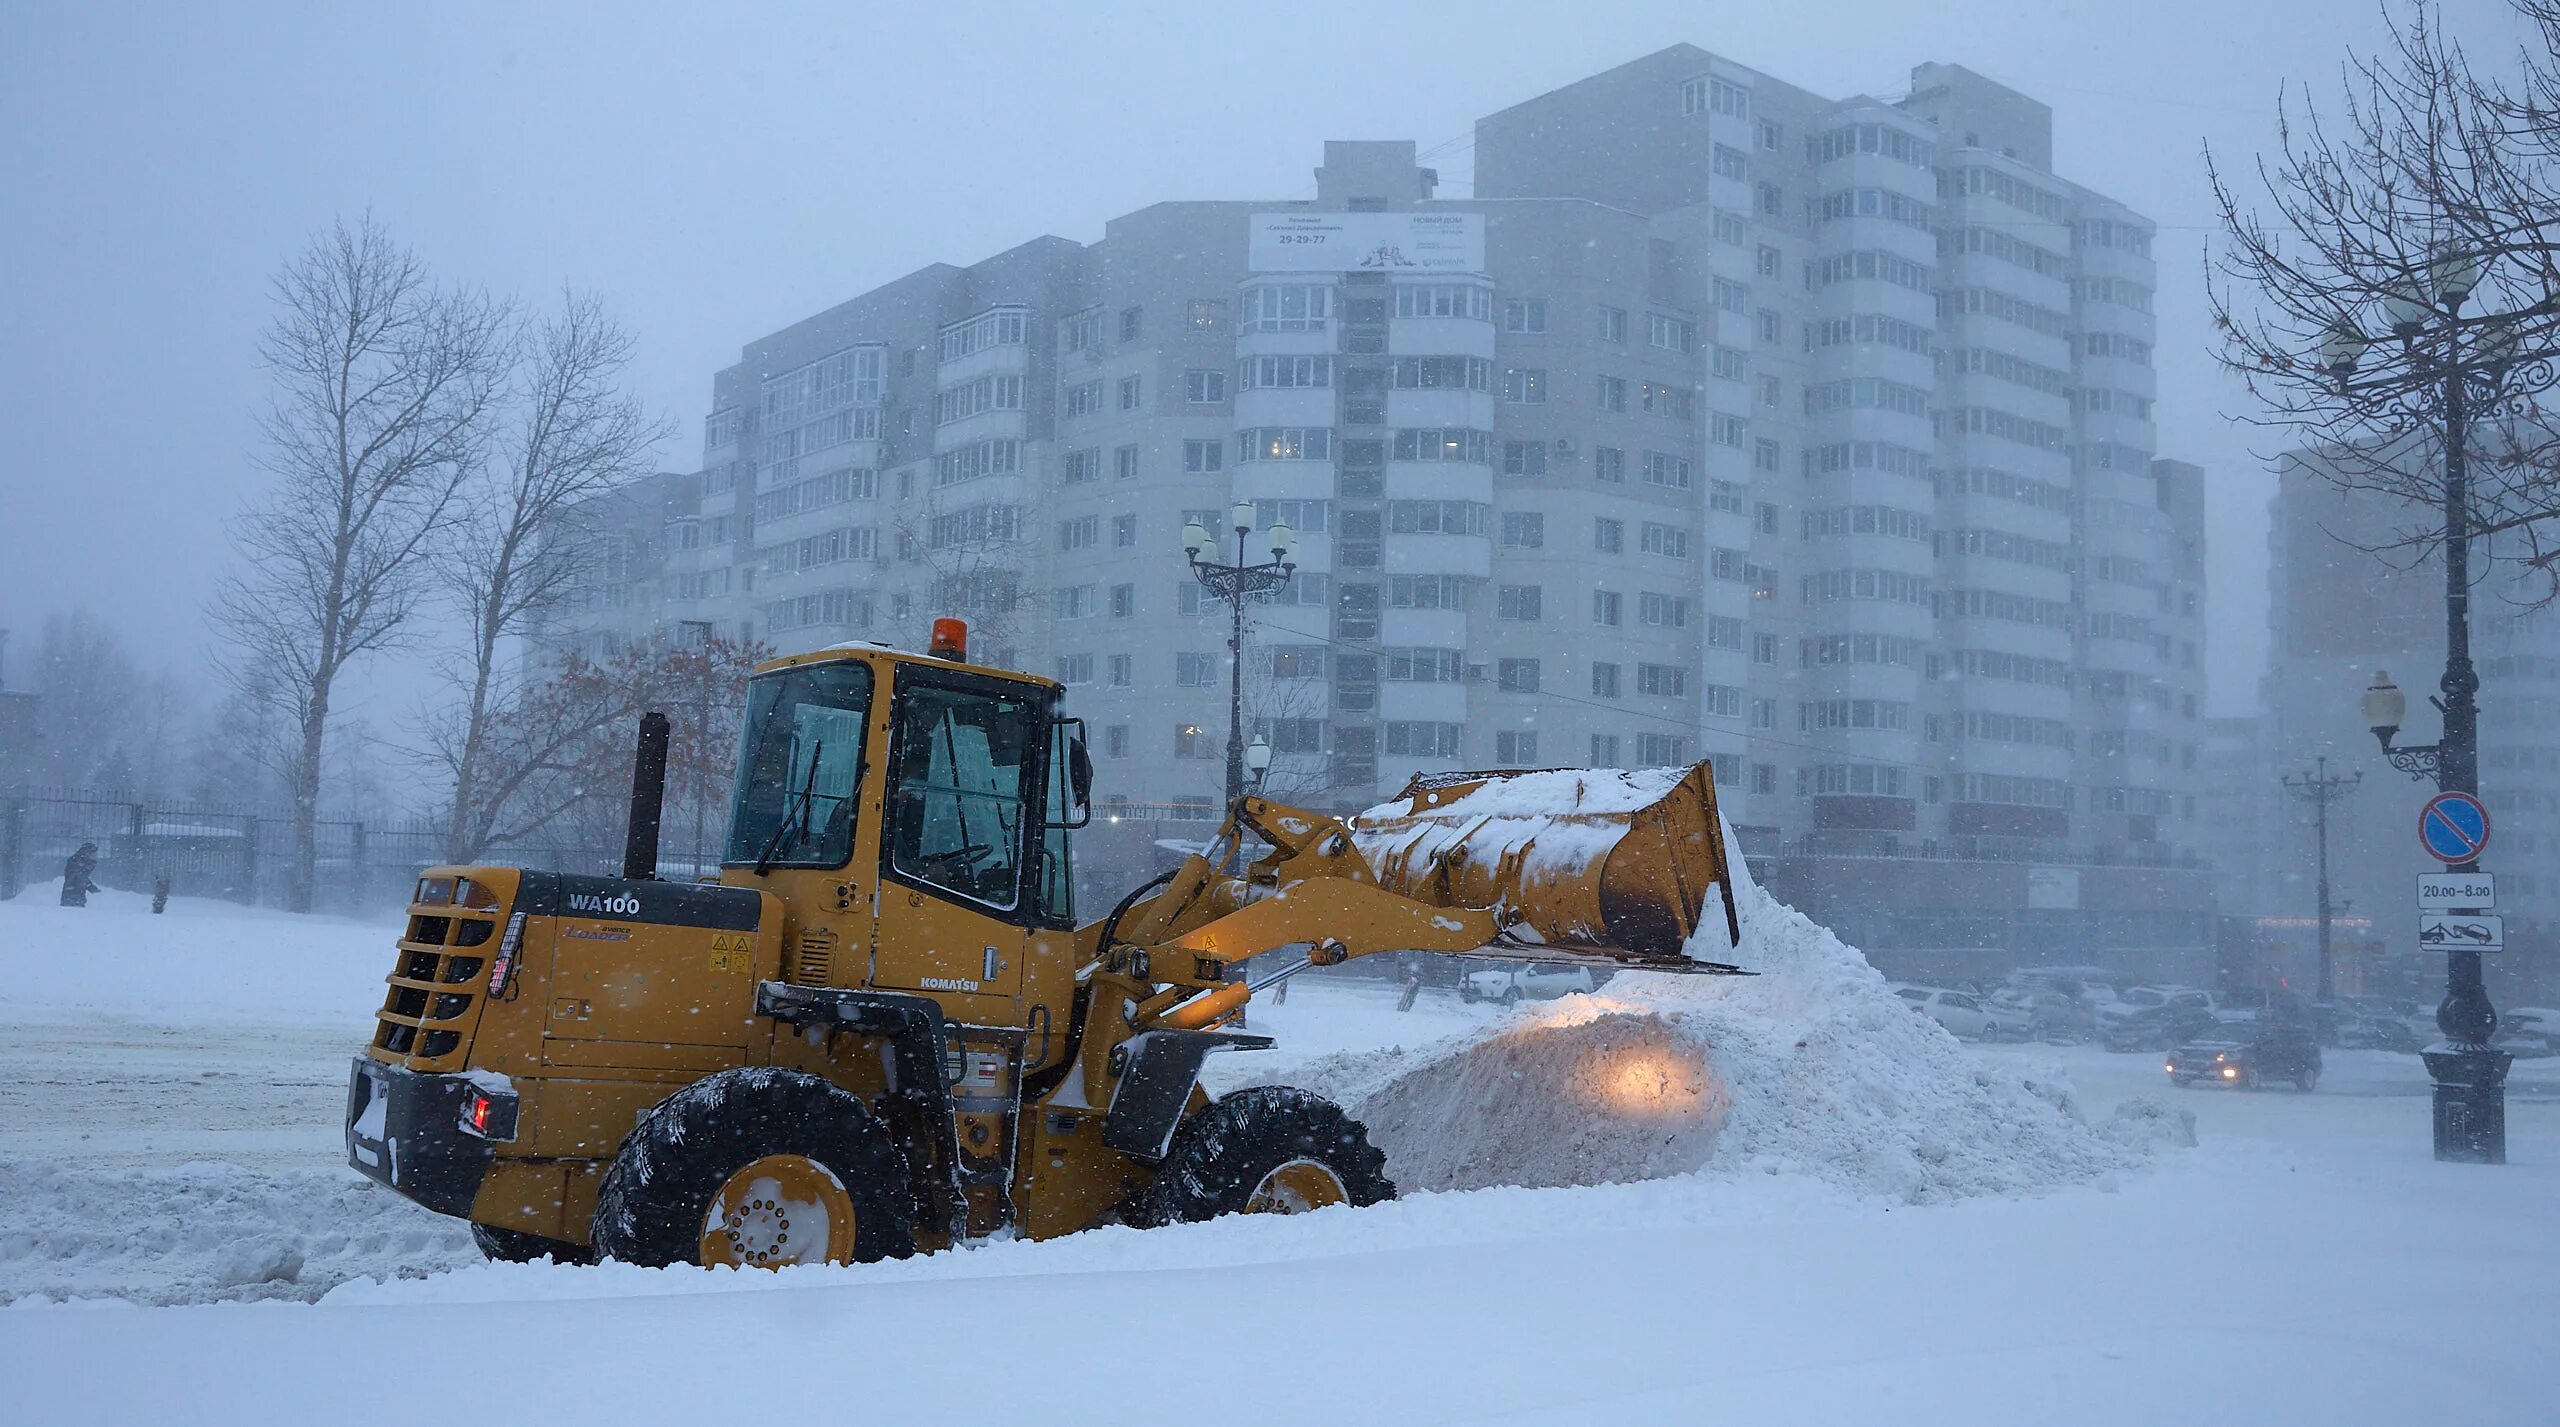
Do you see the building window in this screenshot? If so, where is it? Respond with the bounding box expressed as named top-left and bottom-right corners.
top-left (1592, 589), bottom-right (1623, 626)
top-left (1502, 440), bottom-right (1548, 477)
top-left (1756, 308), bottom-right (1782, 344)
top-left (1757, 118), bottom-right (1782, 151)
top-left (1647, 314), bottom-right (1695, 352)
top-left (1114, 445), bottom-right (1139, 480)
top-left (1058, 515), bottom-right (1100, 551)
top-left (1593, 517), bottom-right (1624, 553)
top-left (1753, 633), bottom-right (1778, 665)
top-left (1500, 511), bottom-right (1545, 547)
top-left (1183, 439), bottom-right (1224, 473)
top-left (1754, 437), bottom-right (1782, 472)
top-left (1593, 446), bottom-right (1626, 483)
top-left (1174, 652), bottom-right (1217, 687)
top-left (1502, 368), bottom-right (1548, 403)
top-left (1502, 299), bottom-right (1547, 333)
top-left (1592, 734), bottom-right (1621, 766)
top-left (1065, 381), bottom-right (1103, 418)
top-left (1186, 369), bottom-right (1227, 403)
top-left (1186, 298), bottom-right (1227, 331)
top-left (1105, 724), bottom-right (1129, 757)
top-left (1243, 283), bottom-right (1333, 332)
top-left (1054, 654), bottom-right (1095, 684)
top-left (1638, 733), bottom-right (1688, 765)
top-left (1113, 515), bottom-right (1137, 548)
top-left (1496, 658), bottom-right (1541, 693)
top-left (1639, 591), bottom-right (1689, 627)
top-left (1591, 662), bottom-right (1621, 698)
top-left (1060, 448), bottom-right (1102, 485)
top-left (1641, 451), bottom-right (1693, 488)
top-left (1175, 723), bottom-right (1212, 758)
top-left (1496, 730), bottom-right (1540, 765)
top-left (1496, 585), bottom-right (1542, 621)
top-left (1712, 143), bottom-right (1750, 180)
top-left (1119, 306), bottom-right (1142, 341)
top-left (1118, 374), bottom-right (1142, 410)
top-left (1383, 722), bottom-right (1463, 758)
top-left (1637, 663), bottom-right (1688, 698)
top-left (1597, 374), bottom-right (1628, 412)
top-left (1107, 654), bottom-right (1133, 686)
top-left (1598, 306), bottom-right (1628, 343)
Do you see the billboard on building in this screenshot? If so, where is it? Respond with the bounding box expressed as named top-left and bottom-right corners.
top-left (1248, 212), bottom-right (1484, 274)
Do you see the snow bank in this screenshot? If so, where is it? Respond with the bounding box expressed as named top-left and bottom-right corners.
top-left (0, 1155), bottom-right (474, 1307)
top-left (1250, 838), bottom-right (2154, 1203)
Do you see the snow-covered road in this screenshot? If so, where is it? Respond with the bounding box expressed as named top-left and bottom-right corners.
top-left (3, 890), bottom-right (2554, 1425)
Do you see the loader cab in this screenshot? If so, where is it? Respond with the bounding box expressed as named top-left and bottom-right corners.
top-left (719, 639), bottom-right (1088, 1018)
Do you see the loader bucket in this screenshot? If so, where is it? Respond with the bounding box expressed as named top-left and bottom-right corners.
top-left (1348, 762), bottom-right (1741, 964)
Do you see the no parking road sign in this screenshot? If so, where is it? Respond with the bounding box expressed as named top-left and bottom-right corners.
top-left (2418, 791), bottom-right (2492, 864)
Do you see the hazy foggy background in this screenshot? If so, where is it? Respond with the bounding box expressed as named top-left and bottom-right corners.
top-left (0, 0), bottom-right (2528, 720)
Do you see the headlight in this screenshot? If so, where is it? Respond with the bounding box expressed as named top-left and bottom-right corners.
top-left (2221, 1066), bottom-right (2239, 1079)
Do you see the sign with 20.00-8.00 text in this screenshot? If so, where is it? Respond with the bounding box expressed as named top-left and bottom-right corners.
top-left (2416, 872), bottom-right (2496, 910)
top-left (1248, 212), bottom-right (1485, 274)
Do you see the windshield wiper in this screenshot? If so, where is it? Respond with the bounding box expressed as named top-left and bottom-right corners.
top-left (754, 739), bottom-right (823, 876)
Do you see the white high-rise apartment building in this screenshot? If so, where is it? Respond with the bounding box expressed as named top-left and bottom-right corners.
top-left (546, 48), bottom-right (2208, 944)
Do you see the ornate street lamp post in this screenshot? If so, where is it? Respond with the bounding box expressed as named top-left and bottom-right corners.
top-left (1183, 502), bottom-right (1296, 806)
top-left (2323, 249), bottom-right (2549, 1162)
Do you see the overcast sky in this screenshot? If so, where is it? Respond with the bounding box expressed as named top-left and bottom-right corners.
top-left (0, 0), bottom-right (2530, 720)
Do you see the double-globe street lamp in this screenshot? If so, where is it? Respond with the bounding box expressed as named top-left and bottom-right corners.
top-left (1184, 502), bottom-right (1296, 806)
top-left (2321, 248), bottom-right (2555, 1162)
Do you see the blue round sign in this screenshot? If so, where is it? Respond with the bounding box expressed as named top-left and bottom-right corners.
top-left (2418, 791), bottom-right (2492, 864)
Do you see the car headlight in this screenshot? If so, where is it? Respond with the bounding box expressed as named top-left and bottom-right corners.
top-left (2222, 1066), bottom-right (2239, 1079)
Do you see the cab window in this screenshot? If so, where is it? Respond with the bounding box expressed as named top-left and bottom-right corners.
top-left (888, 680), bottom-right (1032, 910)
top-left (724, 662), bottom-right (873, 869)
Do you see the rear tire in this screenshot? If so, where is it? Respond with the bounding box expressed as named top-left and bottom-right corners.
top-left (1131, 1086), bottom-right (1394, 1227)
top-left (471, 1222), bottom-right (596, 1266)
top-left (591, 1068), bottom-right (915, 1268)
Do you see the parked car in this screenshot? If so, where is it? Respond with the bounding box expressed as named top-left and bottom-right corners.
top-left (2494, 1007), bottom-right (2560, 1058)
top-left (2100, 986), bottom-right (2220, 1052)
top-left (2003, 967), bottom-right (2138, 1040)
top-left (1459, 962), bottom-right (1596, 1005)
top-left (2166, 1016), bottom-right (2324, 1090)
top-left (2332, 1007), bottom-right (2424, 1053)
top-left (1893, 985), bottom-right (2016, 1040)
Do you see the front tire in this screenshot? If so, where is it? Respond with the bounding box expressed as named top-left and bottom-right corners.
top-left (591, 1068), bottom-right (915, 1268)
top-left (1132, 1086), bottom-right (1394, 1227)
top-left (471, 1222), bottom-right (596, 1266)
top-left (2295, 1065), bottom-right (2321, 1092)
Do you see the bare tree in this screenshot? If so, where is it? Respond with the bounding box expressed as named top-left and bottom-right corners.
top-left (215, 216), bottom-right (507, 911)
top-left (437, 631), bottom-right (765, 866)
top-left (2209, 2), bottom-right (2560, 603)
top-left (435, 291), bottom-right (669, 861)
top-left (898, 491), bottom-right (1034, 662)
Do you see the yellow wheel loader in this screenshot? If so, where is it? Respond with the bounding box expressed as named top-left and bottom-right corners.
top-left (346, 621), bottom-right (1744, 1267)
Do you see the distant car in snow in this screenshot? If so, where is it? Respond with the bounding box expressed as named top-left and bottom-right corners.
top-left (2494, 1007), bottom-right (2560, 1058)
top-left (2167, 1016), bottom-right (2323, 1090)
top-left (1892, 985), bottom-right (2014, 1040)
top-left (1459, 962), bottom-right (1596, 1005)
top-left (2100, 986), bottom-right (2220, 1052)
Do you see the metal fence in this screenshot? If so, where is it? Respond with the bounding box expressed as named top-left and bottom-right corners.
top-left (0, 786), bottom-right (697, 913)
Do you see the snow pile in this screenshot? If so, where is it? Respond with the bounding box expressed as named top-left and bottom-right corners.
top-left (1256, 834), bottom-right (2158, 1203)
top-left (0, 1155), bottom-right (475, 1306)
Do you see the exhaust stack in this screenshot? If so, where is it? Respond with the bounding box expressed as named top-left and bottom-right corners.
top-left (624, 710), bottom-right (671, 880)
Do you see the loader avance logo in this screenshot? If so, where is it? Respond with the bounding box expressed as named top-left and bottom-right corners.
top-left (568, 890), bottom-right (643, 918)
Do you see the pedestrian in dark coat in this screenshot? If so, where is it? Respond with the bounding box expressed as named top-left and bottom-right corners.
top-left (60, 843), bottom-right (101, 907)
